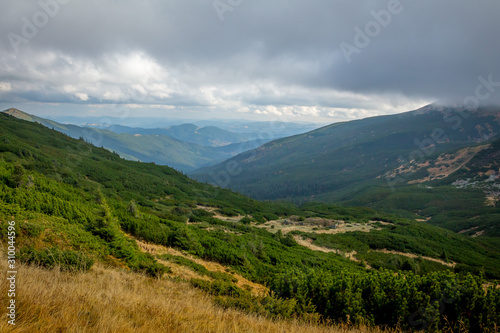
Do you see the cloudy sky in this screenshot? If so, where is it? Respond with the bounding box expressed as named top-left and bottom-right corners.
top-left (1, 0), bottom-right (499, 123)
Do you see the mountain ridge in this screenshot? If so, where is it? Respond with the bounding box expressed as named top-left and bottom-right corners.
top-left (101, 122), bottom-right (261, 147)
top-left (2, 108), bottom-right (268, 172)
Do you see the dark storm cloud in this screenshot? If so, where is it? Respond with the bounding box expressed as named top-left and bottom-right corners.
top-left (329, 1), bottom-right (500, 103)
top-left (0, 0), bottom-right (499, 120)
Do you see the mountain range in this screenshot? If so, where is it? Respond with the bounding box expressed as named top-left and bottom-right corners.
top-left (49, 115), bottom-right (319, 137)
top-left (99, 123), bottom-right (259, 147)
top-left (3, 108), bottom-right (294, 172)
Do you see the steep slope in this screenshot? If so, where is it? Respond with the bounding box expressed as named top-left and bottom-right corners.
top-left (1, 112), bottom-right (499, 331)
top-left (2, 108), bottom-right (262, 172)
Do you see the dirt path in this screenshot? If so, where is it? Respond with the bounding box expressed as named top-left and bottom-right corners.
top-left (292, 236), bottom-right (365, 266)
top-left (375, 249), bottom-right (456, 267)
top-left (132, 236), bottom-right (268, 296)
top-left (292, 236), bottom-right (454, 269)
top-left (293, 236), bottom-right (336, 253)
top-left (197, 205), bottom-right (243, 222)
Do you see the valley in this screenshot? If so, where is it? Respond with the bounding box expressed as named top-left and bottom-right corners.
top-left (2, 1), bottom-right (500, 331)
top-left (0, 110), bottom-right (499, 332)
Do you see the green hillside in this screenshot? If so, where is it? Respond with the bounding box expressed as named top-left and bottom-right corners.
top-left (1, 112), bottom-right (499, 331)
top-left (192, 105), bottom-right (500, 236)
top-left (337, 139), bottom-right (500, 237)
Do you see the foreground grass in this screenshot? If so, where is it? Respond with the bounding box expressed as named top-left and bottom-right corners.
top-left (0, 257), bottom-right (401, 333)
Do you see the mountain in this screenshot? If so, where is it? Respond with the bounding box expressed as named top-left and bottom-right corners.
top-left (191, 105), bottom-right (500, 236)
top-left (2, 108), bottom-right (267, 172)
top-left (3, 107), bottom-right (65, 128)
top-left (98, 123), bottom-right (263, 147)
top-left (203, 120), bottom-right (321, 137)
top-left (0, 111), bottom-right (499, 331)
top-left (48, 115), bottom-right (320, 138)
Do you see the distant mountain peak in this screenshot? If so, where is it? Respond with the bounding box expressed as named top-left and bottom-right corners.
top-left (3, 108), bottom-right (33, 120)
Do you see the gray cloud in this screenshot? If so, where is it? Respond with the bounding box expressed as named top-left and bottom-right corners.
top-left (1, 0), bottom-right (499, 121)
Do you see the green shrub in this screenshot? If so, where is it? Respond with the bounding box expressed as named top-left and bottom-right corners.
top-left (20, 247), bottom-right (94, 272)
top-left (142, 261), bottom-right (171, 278)
top-left (240, 216), bottom-right (252, 225)
top-left (20, 221), bottom-right (43, 237)
top-left (190, 278), bottom-right (244, 297)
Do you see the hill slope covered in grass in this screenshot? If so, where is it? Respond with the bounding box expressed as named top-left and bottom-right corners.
top-left (0, 112), bottom-right (499, 331)
top-left (0, 258), bottom-right (403, 333)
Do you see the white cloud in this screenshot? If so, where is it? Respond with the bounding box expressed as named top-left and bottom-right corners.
top-left (75, 92), bottom-right (89, 101)
top-left (0, 47), bottom-right (432, 122)
top-left (0, 82), bottom-right (11, 92)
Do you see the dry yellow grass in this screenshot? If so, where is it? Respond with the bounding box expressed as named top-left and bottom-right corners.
top-left (0, 256), bottom-right (399, 333)
top-left (132, 236), bottom-right (268, 296)
top-left (254, 219), bottom-right (377, 235)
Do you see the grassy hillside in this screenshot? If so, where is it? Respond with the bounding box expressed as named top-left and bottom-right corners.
top-left (0, 112), bottom-right (499, 331)
top-left (192, 105), bottom-right (500, 236)
top-left (0, 259), bottom-right (402, 333)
